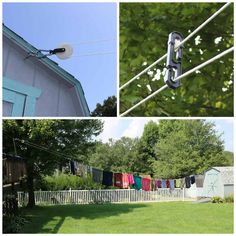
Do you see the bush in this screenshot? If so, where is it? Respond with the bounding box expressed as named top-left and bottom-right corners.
top-left (211, 196), bottom-right (224, 203)
top-left (41, 174), bottom-right (104, 191)
top-left (3, 215), bottom-right (28, 233)
top-left (224, 195), bottom-right (234, 203)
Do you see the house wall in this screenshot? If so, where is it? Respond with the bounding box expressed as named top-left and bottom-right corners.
top-left (3, 36), bottom-right (87, 117)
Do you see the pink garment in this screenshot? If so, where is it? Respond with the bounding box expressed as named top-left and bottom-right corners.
top-left (156, 179), bottom-right (162, 188)
top-left (142, 178), bottom-right (151, 191)
top-left (128, 174), bottom-right (135, 185)
top-left (123, 173), bottom-right (129, 188)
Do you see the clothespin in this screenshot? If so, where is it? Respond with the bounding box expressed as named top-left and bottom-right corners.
top-left (164, 32), bottom-right (184, 89)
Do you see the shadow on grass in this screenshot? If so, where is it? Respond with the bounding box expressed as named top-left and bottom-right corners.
top-left (19, 203), bottom-right (147, 233)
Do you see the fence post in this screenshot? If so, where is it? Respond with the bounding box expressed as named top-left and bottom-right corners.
top-left (69, 188), bottom-right (72, 204)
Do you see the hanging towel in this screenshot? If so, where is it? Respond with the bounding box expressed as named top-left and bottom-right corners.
top-left (92, 168), bottom-right (103, 183)
top-left (102, 171), bottom-right (113, 186)
top-left (133, 175), bottom-right (142, 190)
top-left (175, 179), bottom-right (181, 188)
top-left (161, 179), bottom-right (167, 188)
top-left (114, 173), bottom-right (123, 188)
top-left (70, 161), bottom-right (76, 175)
top-left (190, 175), bottom-right (195, 185)
top-left (169, 179), bottom-right (175, 189)
top-left (76, 163), bottom-right (88, 177)
top-left (185, 176), bottom-right (191, 188)
top-left (142, 178), bottom-right (151, 191)
top-left (128, 174), bottom-right (135, 185)
top-left (123, 173), bottom-right (129, 188)
top-left (195, 175), bottom-right (204, 187)
top-left (156, 179), bottom-right (162, 188)
top-left (166, 179), bottom-right (170, 188)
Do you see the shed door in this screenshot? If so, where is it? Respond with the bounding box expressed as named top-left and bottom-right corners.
top-left (206, 172), bottom-right (220, 197)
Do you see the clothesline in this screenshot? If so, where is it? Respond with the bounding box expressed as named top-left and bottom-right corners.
top-left (70, 160), bottom-right (205, 191)
top-left (119, 2), bottom-right (231, 90)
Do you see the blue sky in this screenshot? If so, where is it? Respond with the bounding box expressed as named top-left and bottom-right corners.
top-left (98, 119), bottom-right (234, 152)
top-left (3, 3), bottom-right (117, 111)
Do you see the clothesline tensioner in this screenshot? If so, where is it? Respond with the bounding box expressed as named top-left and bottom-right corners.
top-left (25, 48), bottom-right (66, 60)
top-left (164, 31), bottom-right (184, 89)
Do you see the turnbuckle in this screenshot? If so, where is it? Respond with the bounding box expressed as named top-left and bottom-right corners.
top-left (164, 32), bottom-right (184, 89)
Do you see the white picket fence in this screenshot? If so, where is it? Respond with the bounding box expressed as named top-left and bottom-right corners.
top-left (18, 188), bottom-right (186, 206)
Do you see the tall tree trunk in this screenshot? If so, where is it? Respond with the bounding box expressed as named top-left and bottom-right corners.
top-left (27, 173), bottom-right (35, 208)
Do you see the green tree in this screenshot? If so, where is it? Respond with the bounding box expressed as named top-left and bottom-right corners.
top-left (152, 120), bottom-right (225, 178)
top-left (222, 151), bottom-right (234, 166)
top-left (3, 120), bottom-right (103, 207)
top-left (120, 3), bottom-right (233, 116)
top-left (91, 96), bottom-right (117, 117)
top-left (135, 121), bottom-right (159, 174)
top-left (88, 137), bottom-right (139, 173)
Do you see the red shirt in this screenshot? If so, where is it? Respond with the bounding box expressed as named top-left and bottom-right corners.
top-left (142, 178), bottom-right (151, 191)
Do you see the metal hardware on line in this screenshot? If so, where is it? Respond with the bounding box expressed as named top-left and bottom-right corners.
top-left (24, 48), bottom-right (66, 60)
top-left (164, 32), bottom-right (184, 89)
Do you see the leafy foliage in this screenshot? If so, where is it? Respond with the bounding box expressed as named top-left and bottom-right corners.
top-left (91, 96), bottom-right (117, 117)
top-left (120, 3), bottom-right (233, 116)
top-left (152, 120), bottom-right (225, 178)
top-left (40, 174), bottom-right (103, 191)
top-left (3, 120), bottom-right (103, 207)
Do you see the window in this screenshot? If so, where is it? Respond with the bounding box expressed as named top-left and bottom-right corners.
top-left (3, 77), bottom-right (41, 117)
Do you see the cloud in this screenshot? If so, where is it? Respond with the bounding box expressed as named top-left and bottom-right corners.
top-left (97, 119), bottom-right (120, 143)
top-left (122, 119), bottom-right (159, 139)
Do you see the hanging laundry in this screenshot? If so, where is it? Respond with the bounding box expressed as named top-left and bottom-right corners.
top-left (142, 178), bottom-right (151, 191)
top-left (175, 179), bottom-right (181, 188)
top-left (156, 179), bottom-right (162, 188)
top-left (87, 166), bottom-right (93, 176)
top-left (190, 175), bottom-right (195, 185)
top-left (70, 161), bottom-right (76, 175)
top-left (102, 171), bottom-right (113, 186)
top-left (114, 173), bottom-right (123, 188)
top-left (123, 173), bottom-right (129, 188)
top-left (169, 179), bottom-right (175, 190)
top-left (92, 168), bottom-right (103, 183)
top-left (195, 175), bottom-right (204, 187)
top-left (161, 179), bottom-right (167, 188)
top-left (128, 174), bottom-right (135, 185)
top-left (76, 163), bottom-right (88, 177)
top-left (141, 174), bottom-right (151, 179)
top-left (166, 179), bottom-right (170, 188)
top-left (185, 176), bottom-right (191, 188)
top-left (133, 175), bottom-right (142, 190)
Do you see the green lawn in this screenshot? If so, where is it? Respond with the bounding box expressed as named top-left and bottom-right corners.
top-left (19, 202), bottom-right (233, 233)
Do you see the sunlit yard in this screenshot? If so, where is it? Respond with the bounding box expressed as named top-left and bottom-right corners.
top-left (19, 202), bottom-right (233, 234)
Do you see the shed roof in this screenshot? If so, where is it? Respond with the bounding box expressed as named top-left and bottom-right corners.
top-left (212, 166), bottom-right (234, 185)
top-left (3, 24), bottom-right (90, 116)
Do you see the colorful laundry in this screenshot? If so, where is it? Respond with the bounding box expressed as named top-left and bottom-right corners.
top-left (195, 175), bottom-right (204, 187)
top-left (102, 171), bottom-right (113, 186)
top-left (169, 179), bottom-right (175, 189)
top-left (133, 175), bottom-right (142, 190)
top-left (92, 168), bottom-right (103, 183)
top-left (185, 176), bottom-right (191, 188)
top-left (190, 175), bottom-right (195, 185)
top-left (128, 174), bottom-right (135, 185)
top-left (142, 178), bottom-right (151, 191)
top-left (123, 173), bottom-right (129, 188)
top-left (161, 179), bottom-right (167, 188)
top-left (156, 179), bottom-right (162, 188)
top-left (114, 173), bottom-right (129, 188)
top-left (166, 179), bottom-right (170, 188)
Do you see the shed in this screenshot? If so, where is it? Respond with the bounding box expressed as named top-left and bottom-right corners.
top-left (202, 166), bottom-right (233, 198)
top-left (3, 24), bottom-right (90, 117)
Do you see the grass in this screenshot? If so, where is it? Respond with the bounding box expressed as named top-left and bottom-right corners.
top-left (19, 202), bottom-right (233, 233)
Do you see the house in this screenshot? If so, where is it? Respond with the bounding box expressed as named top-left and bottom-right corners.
top-left (185, 166), bottom-right (234, 199)
top-left (2, 24), bottom-right (90, 117)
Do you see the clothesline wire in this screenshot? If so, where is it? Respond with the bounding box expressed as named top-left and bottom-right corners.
top-left (120, 46), bottom-right (234, 117)
top-left (67, 38), bottom-right (116, 46)
top-left (70, 51), bottom-right (115, 58)
top-left (119, 2), bottom-right (232, 91)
